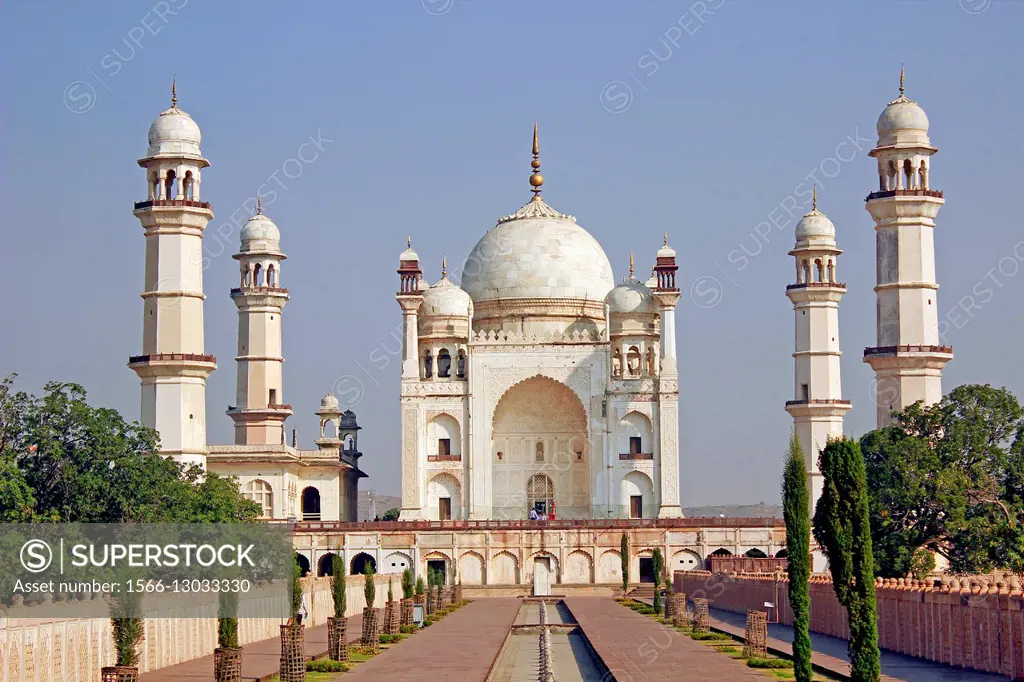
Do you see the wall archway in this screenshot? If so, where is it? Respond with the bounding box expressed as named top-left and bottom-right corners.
top-left (491, 375), bottom-right (589, 519)
top-left (618, 411), bottom-right (653, 456)
top-left (598, 550), bottom-right (622, 583)
top-left (459, 551), bottom-right (485, 585)
top-left (295, 552), bottom-right (311, 577)
top-left (301, 486), bottom-right (321, 521)
top-left (563, 550), bottom-right (594, 583)
top-left (350, 552), bottom-right (376, 575)
top-left (383, 552), bottom-right (413, 574)
top-left (620, 471), bottom-right (654, 519)
top-left (671, 549), bottom-right (703, 572)
top-left (491, 551), bottom-right (519, 585)
top-left (427, 413), bottom-right (461, 458)
top-left (317, 552), bottom-right (340, 577)
top-left (426, 473), bottom-right (461, 520)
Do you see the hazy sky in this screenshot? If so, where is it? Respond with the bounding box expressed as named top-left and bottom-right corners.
top-left (2, 0), bottom-right (1022, 506)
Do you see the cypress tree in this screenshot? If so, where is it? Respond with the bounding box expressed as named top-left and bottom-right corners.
top-left (291, 555), bottom-right (303, 621)
top-left (620, 533), bottom-right (629, 594)
top-left (813, 437), bottom-right (881, 682)
top-left (332, 555), bottom-right (346, 617)
top-left (783, 432), bottom-right (812, 682)
top-left (415, 575), bottom-right (426, 599)
top-left (363, 562), bottom-right (376, 608)
top-left (402, 567), bottom-right (414, 599)
top-left (652, 548), bottom-right (664, 612)
top-left (218, 590), bottom-right (239, 649)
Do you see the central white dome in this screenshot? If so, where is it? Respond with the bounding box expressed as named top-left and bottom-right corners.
top-left (461, 199), bottom-right (614, 305)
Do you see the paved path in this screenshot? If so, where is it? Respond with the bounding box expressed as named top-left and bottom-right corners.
top-left (709, 607), bottom-right (1008, 682)
top-left (563, 597), bottom-right (766, 681)
top-left (139, 612), bottom-right (362, 682)
top-left (344, 598), bottom-right (521, 681)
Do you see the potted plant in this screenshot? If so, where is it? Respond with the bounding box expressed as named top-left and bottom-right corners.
top-left (383, 576), bottom-right (398, 634)
top-left (360, 563), bottom-right (379, 650)
top-left (328, 556), bottom-right (347, 662)
top-left (279, 556), bottom-right (305, 681)
top-left (400, 568), bottom-right (414, 625)
top-left (214, 590), bottom-right (242, 682)
top-left (102, 590), bottom-right (144, 682)
top-left (414, 575), bottom-right (426, 623)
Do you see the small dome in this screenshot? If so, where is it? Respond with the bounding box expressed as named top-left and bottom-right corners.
top-left (146, 105), bottom-right (202, 158)
top-left (606, 278), bottom-right (657, 314)
top-left (795, 209), bottom-right (836, 240)
top-left (320, 393), bottom-right (340, 410)
top-left (400, 237), bottom-right (419, 263)
top-left (239, 213), bottom-right (281, 253)
top-left (420, 276), bottom-right (471, 317)
top-left (877, 96), bottom-right (929, 138)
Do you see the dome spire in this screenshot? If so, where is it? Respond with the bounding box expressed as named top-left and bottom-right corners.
top-left (629, 252), bottom-right (634, 279)
top-left (899, 64), bottom-right (905, 97)
top-left (442, 254), bottom-right (447, 278)
top-left (171, 75), bottom-right (178, 108)
top-left (256, 194), bottom-right (262, 215)
top-left (812, 184), bottom-right (817, 211)
top-left (530, 122), bottom-right (544, 201)
top-left (407, 235), bottom-right (412, 249)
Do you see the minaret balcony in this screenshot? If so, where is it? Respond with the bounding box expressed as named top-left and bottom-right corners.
top-left (134, 198), bottom-right (213, 211)
top-left (786, 282), bottom-right (847, 291)
top-left (230, 286), bottom-right (290, 296)
top-left (128, 353), bottom-right (216, 378)
top-left (864, 344), bottom-right (953, 358)
top-left (866, 189), bottom-right (944, 202)
top-left (785, 399), bottom-right (851, 407)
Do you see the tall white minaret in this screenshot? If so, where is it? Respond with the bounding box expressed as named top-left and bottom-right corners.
top-left (396, 238), bottom-right (425, 520)
top-left (227, 198), bottom-right (292, 444)
top-left (785, 189), bottom-right (851, 548)
top-left (652, 234), bottom-right (683, 518)
top-left (864, 69), bottom-right (952, 428)
top-left (129, 80), bottom-right (216, 469)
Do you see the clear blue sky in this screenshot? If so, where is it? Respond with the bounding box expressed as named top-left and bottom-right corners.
top-left (2, 0), bottom-right (1021, 506)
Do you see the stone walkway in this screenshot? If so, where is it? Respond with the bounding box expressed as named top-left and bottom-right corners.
top-left (138, 612), bottom-right (362, 681)
top-left (344, 598), bottom-right (521, 681)
top-left (708, 607), bottom-right (1008, 682)
top-left (563, 597), bottom-right (767, 681)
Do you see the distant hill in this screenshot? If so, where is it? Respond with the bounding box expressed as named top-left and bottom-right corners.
top-left (355, 494), bottom-right (781, 522)
top-left (683, 503), bottom-right (782, 519)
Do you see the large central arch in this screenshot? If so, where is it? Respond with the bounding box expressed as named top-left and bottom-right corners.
top-left (491, 376), bottom-right (590, 519)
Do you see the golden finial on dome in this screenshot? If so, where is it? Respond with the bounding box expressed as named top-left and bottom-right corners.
top-left (407, 235), bottom-right (412, 249)
top-left (171, 75), bottom-right (177, 108)
top-left (442, 254), bottom-right (447, 278)
top-left (256, 194), bottom-right (262, 215)
top-left (899, 64), bottom-right (905, 97)
top-left (812, 185), bottom-right (817, 211)
top-left (530, 122), bottom-right (544, 201)
top-left (663, 232), bottom-right (668, 246)
top-left (629, 252), bottom-right (634, 279)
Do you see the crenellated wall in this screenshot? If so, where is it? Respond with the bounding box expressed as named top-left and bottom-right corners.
top-left (674, 570), bottom-right (1024, 680)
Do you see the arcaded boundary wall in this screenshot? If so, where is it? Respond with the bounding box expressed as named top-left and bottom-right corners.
top-left (0, 575), bottom-right (390, 682)
top-left (675, 570), bottom-right (1024, 680)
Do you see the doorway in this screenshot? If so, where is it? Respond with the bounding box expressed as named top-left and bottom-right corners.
top-left (439, 497), bottom-right (452, 521)
top-left (301, 487), bottom-right (321, 521)
top-left (639, 557), bottom-right (654, 583)
top-left (630, 495), bottom-right (643, 519)
top-left (427, 559), bottom-right (447, 585)
top-left (533, 557), bottom-right (551, 596)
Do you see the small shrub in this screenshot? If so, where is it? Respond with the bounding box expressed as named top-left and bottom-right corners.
top-left (379, 633), bottom-right (402, 644)
top-left (422, 618), bottom-right (433, 627)
top-left (307, 659), bottom-right (349, 672)
top-left (746, 657), bottom-right (794, 669)
top-left (399, 624), bottom-right (417, 634)
top-left (689, 631), bottom-right (731, 641)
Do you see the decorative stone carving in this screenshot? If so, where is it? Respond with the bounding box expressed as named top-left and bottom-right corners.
top-left (402, 410), bottom-right (419, 510)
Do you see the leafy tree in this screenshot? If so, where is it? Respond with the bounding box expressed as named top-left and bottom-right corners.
top-left (381, 507), bottom-right (400, 521)
top-left (401, 568), bottom-right (414, 599)
top-left (363, 562), bottom-right (376, 607)
top-left (862, 384), bottom-right (1024, 576)
top-left (909, 548), bottom-right (936, 581)
top-left (783, 432), bottom-right (813, 682)
top-left (652, 548), bottom-right (664, 611)
top-left (813, 438), bottom-right (880, 682)
top-left (291, 555), bottom-right (304, 621)
top-left (218, 590), bottom-right (239, 649)
top-left (0, 376), bottom-right (259, 523)
top-left (387, 576), bottom-right (394, 603)
top-left (620, 533), bottom-right (629, 593)
top-left (414, 575), bottom-right (425, 599)
top-left (111, 589), bottom-right (144, 667)
top-left (332, 555), bottom-right (346, 617)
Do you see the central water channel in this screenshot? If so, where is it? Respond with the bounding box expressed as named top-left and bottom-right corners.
top-left (488, 599), bottom-right (607, 682)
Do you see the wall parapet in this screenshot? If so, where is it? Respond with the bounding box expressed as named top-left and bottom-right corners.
top-left (674, 570), bottom-right (1024, 679)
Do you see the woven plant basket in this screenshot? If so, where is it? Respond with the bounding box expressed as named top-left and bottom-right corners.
top-left (213, 647), bottom-right (242, 682)
top-left (327, 616), bottom-right (348, 661)
top-left (101, 667), bottom-right (138, 682)
top-left (279, 623), bottom-right (305, 682)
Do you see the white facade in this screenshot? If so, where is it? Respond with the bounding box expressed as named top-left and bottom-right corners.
top-left (864, 71), bottom-right (953, 427)
top-left (129, 82), bottom-right (216, 470)
top-left (396, 130), bottom-right (682, 521)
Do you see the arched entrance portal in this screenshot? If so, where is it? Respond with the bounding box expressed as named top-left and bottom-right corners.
top-left (350, 552), bottom-right (376, 575)
top-left (301, 487), bottom-right (321, 521)
top-left (491, 376), bottom-right (589, 519)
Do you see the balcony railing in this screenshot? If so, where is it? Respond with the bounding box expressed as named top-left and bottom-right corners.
top-left (786, 282), bottom-right (847, 290)
top-left (134, 199), bottom-right (213, 210)
top-left (864, 345), bottom-right (953, 357)
top-left (428, 455), bottom-right (462, 462)
top-left (619, 453), bottom-right (654, 460)
top-left (302, 512), bottom-right (321, 521)
top-left (866, 189), bottom-right (944, 201)
top-left (128, 353), bottom-right (217, 364)
top-left (785, 399), bottom-right (852, 407)
top-left (230, 286), bottom-right (290, 296)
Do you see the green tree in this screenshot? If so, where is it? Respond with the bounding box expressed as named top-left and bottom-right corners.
top-left (0, 376), bottom-right (258, 523)
top-left (218, 590), bottom-right (239, 649)
top-left (651, 548), bottom-right (663, 611)
top-left (401, 568), bottom-right (414, 599)
top-left (813, 438), bottom-right (880, 682)
top-left (387, 575), bottom-right (394, 603)
top-left (415, 575), bottom-right (426, 600)
top-left (783, 432), bottom-right (813, 682)
top-left (363, 562), bottom-right (376, 607)
top-left (291, 556), bottom-right (304, 621)
top-left (381, 507), bottom-right (400, 521)
top-left (110, 589), bottom-right (144, 667)
top-left (861, 384), bottom-right (1024, 576)
top-left (620, 533), bottom-right (629, 594)
top-left (332, 555), bottom-right (346, 617)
